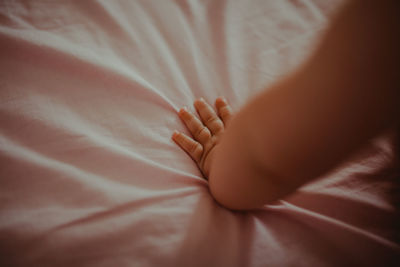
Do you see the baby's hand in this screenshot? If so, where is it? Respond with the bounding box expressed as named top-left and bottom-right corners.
top-left (172, 97), bottom-right (233, 179)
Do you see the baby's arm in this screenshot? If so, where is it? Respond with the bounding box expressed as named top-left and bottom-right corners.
top-left (209, 0), bottom-right (400, 210)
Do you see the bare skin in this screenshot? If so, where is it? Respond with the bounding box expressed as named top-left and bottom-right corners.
top-left (172, 97), bottom-right (233, 178)
top-left (173, 0), bottom-right (399, 210)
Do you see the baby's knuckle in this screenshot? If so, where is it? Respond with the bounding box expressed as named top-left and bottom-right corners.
top-left (220, 107), bottom-right (231, 116)
top-left (206, 116), bottom-right (219, 124)
top-left (199, 128), bottom-right (211, 139)
top-left (195, 127), bottom-right (206, 138)
top-left (189, 142), bottom-right (202, 154)
top-left (213, 119), bottom-right (224, 128)
top-left (195, 127), bottom-right (202, 135)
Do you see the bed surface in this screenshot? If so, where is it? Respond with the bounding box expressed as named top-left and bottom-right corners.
top-left (0, 1), bottom-right (399, 266)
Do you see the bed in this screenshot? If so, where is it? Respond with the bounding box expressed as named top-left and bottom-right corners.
top-left (0, 0), bottom-right (399, 266)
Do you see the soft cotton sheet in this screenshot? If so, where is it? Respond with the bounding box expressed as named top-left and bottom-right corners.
top-left (0, 0), bottom-right (399, 266)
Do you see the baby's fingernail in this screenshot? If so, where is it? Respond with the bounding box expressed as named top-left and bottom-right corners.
top-left (217, 97), bottom-right (226, 103)
top-left (199, 97), bottom-right (205, 102)
top-left (172, 130), bottom-right (179, 138)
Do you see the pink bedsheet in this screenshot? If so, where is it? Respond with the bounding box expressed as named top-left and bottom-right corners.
top-left (0, 1), bottom-right (399, 266)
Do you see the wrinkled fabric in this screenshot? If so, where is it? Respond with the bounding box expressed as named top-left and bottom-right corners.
top-left (0, 1), bottom-right (399, 266)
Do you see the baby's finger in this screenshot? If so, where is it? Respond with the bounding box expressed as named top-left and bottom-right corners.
top-left (194, 98), bottom-right (224, 135)
top-left (216, 97), bottom-right (233, 125)
top-left (178, 107), bottom-right (211, 145)
top-left (172, 131), bottom-right (203, 163)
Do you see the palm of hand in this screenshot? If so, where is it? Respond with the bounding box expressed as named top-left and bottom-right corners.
top-left (172, 97), bottom-right (233, 179)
